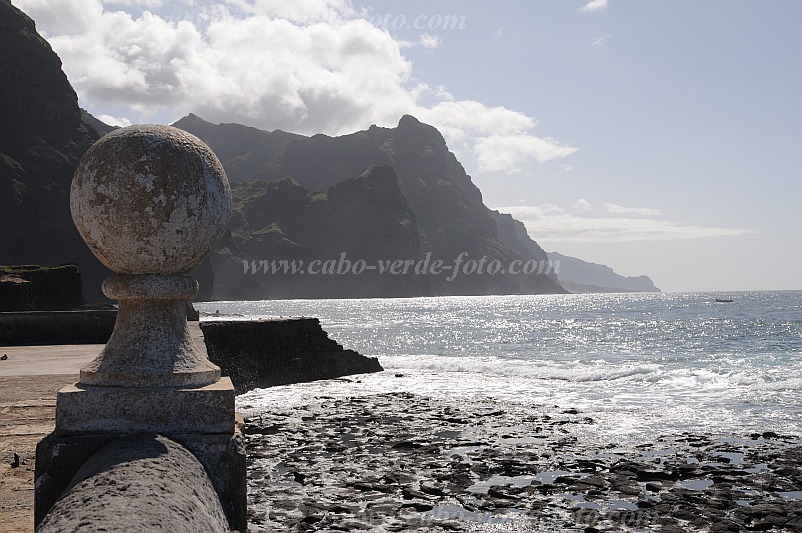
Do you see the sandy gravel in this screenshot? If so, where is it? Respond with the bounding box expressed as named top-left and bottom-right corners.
top-left (0, 374), bottom-right (74, 533)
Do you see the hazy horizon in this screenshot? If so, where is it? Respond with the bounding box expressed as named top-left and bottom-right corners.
top-left (16, 0), bottom-right (801, 292)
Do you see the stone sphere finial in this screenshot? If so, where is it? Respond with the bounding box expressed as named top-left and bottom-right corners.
top-left (70, 125), bottom-right (229, 388)
top-left (70, 124), bottom-right (231, 274)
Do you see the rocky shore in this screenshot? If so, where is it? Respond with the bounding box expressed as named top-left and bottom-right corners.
top-left (242, 391), bottom-right (802, 532)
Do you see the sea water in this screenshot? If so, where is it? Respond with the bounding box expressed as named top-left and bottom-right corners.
top-left (196, 291), bottom-right (802, 445)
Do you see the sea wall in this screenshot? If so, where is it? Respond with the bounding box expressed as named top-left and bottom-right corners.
top-left (200, 318), bottom-right (383, 392)
top-left (0, 310), bottom-right (116, 346)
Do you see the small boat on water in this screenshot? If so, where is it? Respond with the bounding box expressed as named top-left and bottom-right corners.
top-left (715, 298), bottom-right (734, 303)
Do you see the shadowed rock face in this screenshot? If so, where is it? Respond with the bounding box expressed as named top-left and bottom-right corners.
top-left (0, 0), bottom-right (109, 302)
top-left (212, 165), bottom-right (429, 300)
top-left (0, 264), bottom-right (84, 312)
top-left (175, 114), bottom-right (567, 298)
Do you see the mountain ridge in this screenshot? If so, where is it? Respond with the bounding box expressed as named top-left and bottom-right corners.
top-left (174, 113), bottom-right (566, 298)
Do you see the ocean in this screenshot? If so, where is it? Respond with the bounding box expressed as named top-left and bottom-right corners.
top-left (196, 291), bottom-right (802, 445)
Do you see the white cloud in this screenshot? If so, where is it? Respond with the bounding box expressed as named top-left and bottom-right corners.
top-left (493, 26), bottom-right (505, 40)
top-left (434, 85), bottom-right (454, 101)
top-left (605, 203), bottom-right (663, 217)
top-left (574, 198), bottom-right (591, 211)
top-left (15, 0), bottom-right (576, 174)
top-left (224, 0), bottom-right (358, 23)
top-left (496, 204), bottom-right (754, 243)
top-left (102, 0), bottom-right (164, 8)
top-left (473, 134), bottom-right (577, 173)
top-left (582, 0), bottom-right (608, 13)
top-left (418, 33), bottom-right (441, 49)
top-left (541, 203), bottom-right (565, 215)
top-left (592, 34), bottom-right (610, 47)
top-left (96, 114), bottom-right (132, 127)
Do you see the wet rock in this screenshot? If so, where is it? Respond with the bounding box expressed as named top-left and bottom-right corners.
top-left (242, 394), bottom-right (802, 532)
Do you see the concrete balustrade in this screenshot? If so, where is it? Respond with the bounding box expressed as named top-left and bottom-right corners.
top-left (34, 125), bottom-right (246, 532)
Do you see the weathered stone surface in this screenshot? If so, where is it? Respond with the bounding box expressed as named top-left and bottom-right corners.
top-left (35, 118), bottom-right (245, 531)
top-left (34, 433), bottom-right (118, 527)
top-left (201, 318), bottom-right (383, 393)
top-left (35, 430), bottom-right (247, 531)
top-left (37, 434), bottom-right (231, 533)
top-left (80, 274), bottom-right (220, 387)
top-left (173, 431), bottom-right (248, 532)
top-left (54, 377), bottom-right (236, 435)
top-left (69, 125), bottom-right (232, 387)
top-left (70, 124), bottom-right (231, 275)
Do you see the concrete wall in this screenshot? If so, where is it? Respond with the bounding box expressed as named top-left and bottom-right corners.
top-left (201, 318), bottom-right (383, 393)
top-left (0, 310), bottom-right (116, 346)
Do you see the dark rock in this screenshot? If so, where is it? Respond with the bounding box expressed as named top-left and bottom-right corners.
top-left (210, 166), bottom-right (428, 300)
top-left (185, 302), bottom-right (200, 321)
top-left (80, 108), bottom-right (117, 136)
top-left (241, 393), bottom-right (802, 532)
top-left (636, 469), bottom-right (679, 482)
top-left (0, 264), bottom-right (83, 312)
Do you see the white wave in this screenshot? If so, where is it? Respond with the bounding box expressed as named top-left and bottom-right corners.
top-left (378, 354), bottom-right (661, 383)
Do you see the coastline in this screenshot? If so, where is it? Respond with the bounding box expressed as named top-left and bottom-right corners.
top-left (3, 325), bottom-right (802, 532)
top-left (3, 374), bottom-right (802, 532)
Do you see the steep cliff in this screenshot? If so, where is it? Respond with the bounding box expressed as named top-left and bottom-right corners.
top-left (0, 0), bottom-right (108, 301)
top-left (175, 114), bottom-right (566, 297)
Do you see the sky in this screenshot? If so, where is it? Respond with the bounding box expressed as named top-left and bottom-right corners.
top-left (14, 0), bottom-right (802, 292)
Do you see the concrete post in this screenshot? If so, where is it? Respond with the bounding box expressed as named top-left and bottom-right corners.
top-left (34, 125), bottom-right (246, 531)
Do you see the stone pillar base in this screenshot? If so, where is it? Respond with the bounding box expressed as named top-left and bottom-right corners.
top-left (36, 377), bottom-right (246, 531)
top-left (35, 430), bottom-right (247, 532)
top-left (55, 378), bottom-right (235, 435)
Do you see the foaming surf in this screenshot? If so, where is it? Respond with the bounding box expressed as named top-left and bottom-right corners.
top-left (201, 291), bottom-right (802, 445)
